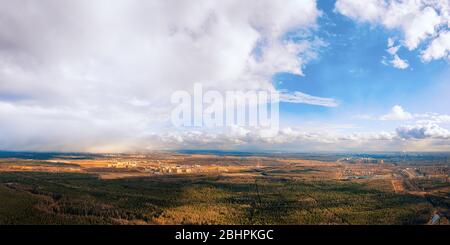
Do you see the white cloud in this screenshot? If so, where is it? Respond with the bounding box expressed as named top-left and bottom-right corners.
top-left (414, 112), bottom-right (450, 124)
top-left (0, 0), bottom-right (324, 152)
top-left (118, 119), bottom-right (450, 151)
top-left (142, 124), bottom-right (450, 152)
top-left (383, 41), bottom-right (409, 69)
top-left (335, 0), bottom-right (450, 64)
top-left (358, 107), bottom-right (450, 124)
top-left (396, 123), bottom-right (450, 139)
top-left (338, 132), bottom-right (397, 141)
top-left (380, 105), bottom-right (413, 120)
top-left (279, 91), bottom-right (339, 107)
top-left (391, 53), bottom-right (410, 69)
top-left (421, 30), bottom-right (450, 62)
top-left (149, 126), bottom-right (399, 149)
top-left (334, 0), bottom-right (387, 22)
top-left (387, 37), bottom-right (395, 48)
top-left (387, 44), bottom-right (400, 55)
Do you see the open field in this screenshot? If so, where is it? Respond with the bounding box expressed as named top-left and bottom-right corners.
top-left (0, 152), bottom-right (448, 225)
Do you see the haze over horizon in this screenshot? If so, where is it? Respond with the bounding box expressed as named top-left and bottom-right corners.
top-left (0, 0), bottom-right (449, 153)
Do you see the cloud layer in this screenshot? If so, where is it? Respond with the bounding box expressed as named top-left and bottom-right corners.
top-left (0, 1), bottom-right (449, 152)
top-left (0, 0), bottom-right (325, 152)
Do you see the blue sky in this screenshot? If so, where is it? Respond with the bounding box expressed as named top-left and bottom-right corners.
top-left (276, 0), bottom-right (450, 132)
top-left (0, 0), bottom-right (449, 152)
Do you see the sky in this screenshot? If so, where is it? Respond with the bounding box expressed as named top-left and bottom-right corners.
top-left (0, 0), bottom-right (449, 153)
